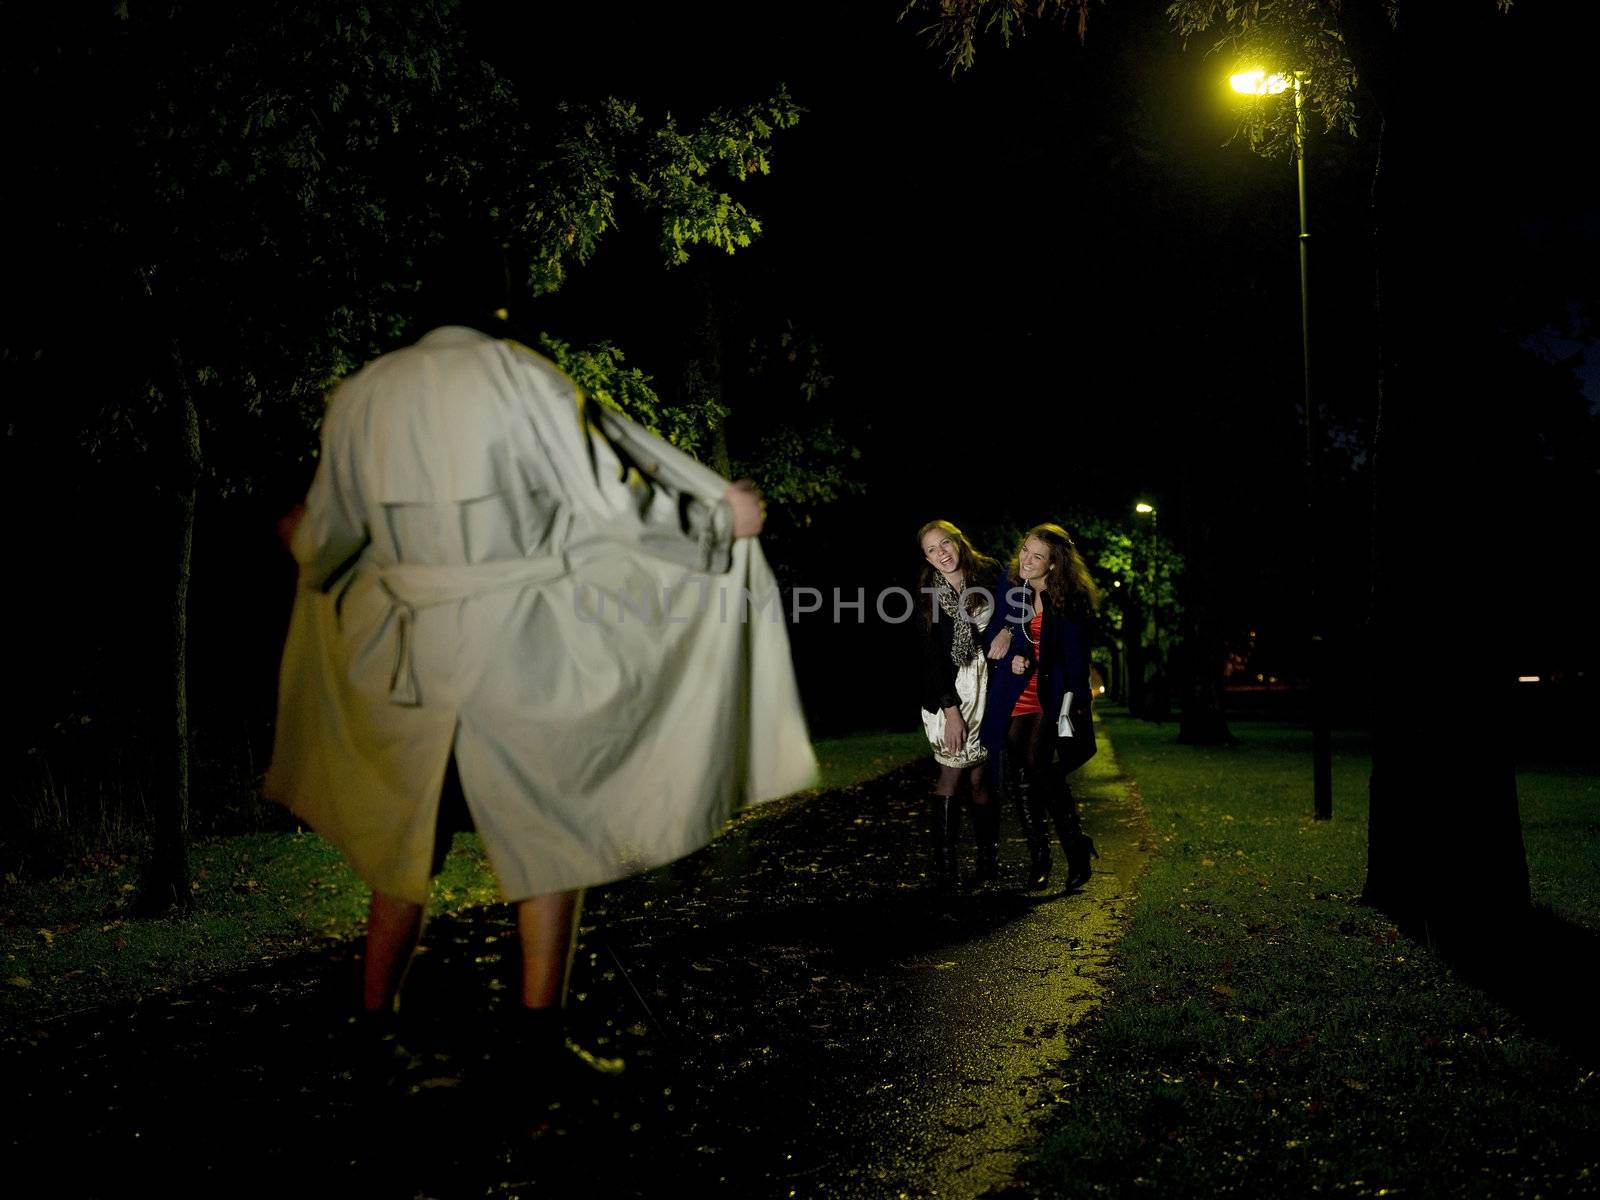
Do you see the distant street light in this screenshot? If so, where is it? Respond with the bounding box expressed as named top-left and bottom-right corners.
top-left (1231, 66), bottom-right (1332, 821)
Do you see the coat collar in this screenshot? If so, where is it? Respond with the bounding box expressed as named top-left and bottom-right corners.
top-left (416, 325), bottom-right (492, 349)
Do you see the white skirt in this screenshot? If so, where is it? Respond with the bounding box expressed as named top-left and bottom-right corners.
top-left (923, 655), bottom-right (989, 768)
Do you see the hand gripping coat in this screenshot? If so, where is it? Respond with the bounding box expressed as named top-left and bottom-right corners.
top-left (266, 327), bottom-right (818, 903)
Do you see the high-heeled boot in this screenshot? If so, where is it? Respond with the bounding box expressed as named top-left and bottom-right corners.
top-left (969, 798), bottom-right (999, 884)
top-left (931, 794), bottom-right (962, 891)
top-left (1045, 780), bottom-right (1099, 891)
top-left (1010, 770), bottom-right (1051, 889)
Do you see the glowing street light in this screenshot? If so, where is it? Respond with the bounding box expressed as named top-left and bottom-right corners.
top-left (1233, 65), bottom-right (1332, 821)
top-left (1229, 70), bottom-right (1292, 96)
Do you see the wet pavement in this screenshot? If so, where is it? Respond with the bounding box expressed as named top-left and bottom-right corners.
top-left (5, 744), bottom-right (1151, 1198)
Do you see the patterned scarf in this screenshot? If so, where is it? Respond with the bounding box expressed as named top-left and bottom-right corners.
top-left (937, 578), bottom-right (978, 667)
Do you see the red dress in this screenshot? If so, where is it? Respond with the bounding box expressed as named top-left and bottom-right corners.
top-left (1010, 610), bottom-right (1044, 717)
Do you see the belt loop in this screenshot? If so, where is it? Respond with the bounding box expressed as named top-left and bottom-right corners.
top-left (386, 591), bottom-right (422, 706)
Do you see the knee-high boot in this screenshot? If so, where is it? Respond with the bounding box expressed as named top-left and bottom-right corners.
top-left (931, 794), bottom-right (962, 891)
top-left (1044, 779), bottom-right (1099, 891)
top-left (969, 798), bottom-right (999, 884)
top-left (1010, 770), bottom-right (1051, 890)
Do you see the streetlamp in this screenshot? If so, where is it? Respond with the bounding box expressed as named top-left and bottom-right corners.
top-left (1230, 68), bottom-right (1333, 820)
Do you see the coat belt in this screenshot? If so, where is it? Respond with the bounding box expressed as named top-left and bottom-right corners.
top-left (377, 556), bottom-right (569, 705)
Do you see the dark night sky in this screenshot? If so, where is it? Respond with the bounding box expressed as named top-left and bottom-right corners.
top-left (5, 1), bottom-right (1597, 750)
top-left (473, 0), bottom-right (1599, 515)
top-left (478, 1), bottom-right (1339, 518)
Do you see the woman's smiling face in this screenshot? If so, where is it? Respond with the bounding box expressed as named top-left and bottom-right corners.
top-left (1018, 536), bottom-right (1052, 585)
top-left (922, 530), bottom-right (959, 576)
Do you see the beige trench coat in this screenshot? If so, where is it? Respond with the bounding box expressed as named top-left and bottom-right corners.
top-left (265, 327), bottom-right (817, 903)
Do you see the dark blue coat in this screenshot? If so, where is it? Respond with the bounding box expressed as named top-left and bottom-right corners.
top-left (979, 586), bottom-right (1093, 758)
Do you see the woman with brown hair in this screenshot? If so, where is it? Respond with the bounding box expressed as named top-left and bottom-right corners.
top-left (915, 520), bottom-right (1012, 889)
top-left (980, 523), bottom-right (1101, 891)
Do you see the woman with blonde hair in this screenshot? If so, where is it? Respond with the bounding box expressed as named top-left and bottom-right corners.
top-left (980, 523), bottom-right (1100, 891)
top-left (914, 520), bottom-right (1012, 889)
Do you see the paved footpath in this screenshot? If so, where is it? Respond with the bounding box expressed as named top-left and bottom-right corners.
top-left (6, 729), bottom-right (1152, 1199)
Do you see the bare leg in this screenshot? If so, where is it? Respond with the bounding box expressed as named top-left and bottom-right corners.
top-left (363, 890), bottom-right (426, 1013)
top-left (510, 888), bottom-right (624, 1083)
top-left (360, 754), bottom-right (466, 1013)
top-left (517, 889), bottom-right (582, 1009)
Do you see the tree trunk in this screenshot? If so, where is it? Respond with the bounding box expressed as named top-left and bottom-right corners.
top-left (1105, 636), bottom-right (1126, 706)
top-left (684, 261), bottom-right (732, 478)
top-left (1339, 2), bottom-right (1529, 945)
top-left (1176, 606), bottom-right (1234, 744)
top-left (1176, 453), bottom-right (1234, 746)
top-left (1146, 621), bottom-right (1172, 723)
top-left (1140, 520), bottom-right (1171, 723)
top-left (1124, 593), bottom-right (1146, 717)
top-left (136, 367), bottom-right (200, 915)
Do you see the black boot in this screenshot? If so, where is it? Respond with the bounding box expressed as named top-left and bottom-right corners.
top-left (500, 1006), bottom-right (626, 1098)
top-left (969, 798), bottom-right (999, 884)
top-left (931, 794), bottom-right (962, 891)
top-left (1010, 770), bottom-right (1051, 889)
top-left (347, 1008), bottom-right (411, 1094)
top-left (1046, 780), bottom-right (1100, 891)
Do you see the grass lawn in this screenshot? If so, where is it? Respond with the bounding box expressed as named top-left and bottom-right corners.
top-left (1021, 712), bottom-right (1599, 1198)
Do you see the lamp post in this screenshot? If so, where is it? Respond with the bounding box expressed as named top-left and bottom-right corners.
top-left (1132, 501), bottom-right (1159, 719)
top-left (1229, 68), bottom-right (1332, 820)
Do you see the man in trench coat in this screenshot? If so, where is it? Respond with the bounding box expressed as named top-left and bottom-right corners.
top-left (269, 299), bottom-right (816, 1081)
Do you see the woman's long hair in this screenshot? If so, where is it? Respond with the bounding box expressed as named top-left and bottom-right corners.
top-left (1010, 523), bottom-right (1100, 619)
top-left (915, 520), bottom-right (999, 627)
